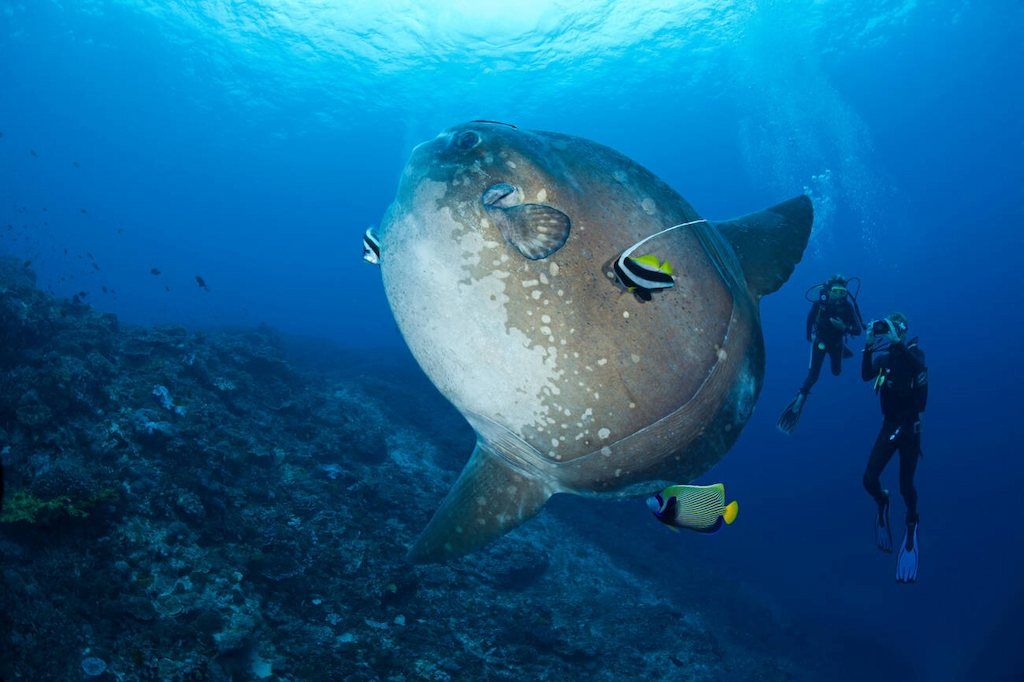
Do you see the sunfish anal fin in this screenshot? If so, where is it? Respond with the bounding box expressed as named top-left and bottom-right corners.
top-left (714, 195), bottom-right (813, 298)
top-left (491, 203), bottom-right (571, 260)
top-left (407, 441), bottom-right (554, 563)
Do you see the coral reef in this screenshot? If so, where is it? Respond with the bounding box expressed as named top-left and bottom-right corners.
top-left (0, 256), bottom-right (805, 680)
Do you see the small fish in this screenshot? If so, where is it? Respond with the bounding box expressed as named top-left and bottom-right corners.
top-left (77, 290), bottom-right (88, 298)
top-left (195, 275), bottom-right (209, 291)
top-left (117, 228), bottom-right (124, 235)
top-left (72, 160), bottom-right (80, 168)
top-left (165, 285), bottom-right (171, 292)
top-left (87, 252), bottom-right (94, 260)
top-left (613, 252), bottom-right (675, 301)
top-left (647, 483), bottom-right (739, 534)
top-left (92, 263), bottom-right (101, 271)
top-left (362, 228), bottom-right (381, 264)
top-left (29, 149), bottom-right (37, 158)
top-left (80, 208), bottom-right (87, 214)
top-left (22, 260), bottom-right (31, 269)
top-left (102, 286), bottom-right (108, 294)
top-left (150, 268), bottom-right (161, 276)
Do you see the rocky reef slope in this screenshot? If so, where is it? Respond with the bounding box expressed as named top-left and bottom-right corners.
top-left (0, 256), bottom-right (800, 680)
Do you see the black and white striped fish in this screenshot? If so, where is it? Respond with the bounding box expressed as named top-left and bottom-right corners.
top-left (613, 253), bottom-right (675, 301)
top-left (613, 219), bottom-right (707, 300)
top-left (362, 228), bottom-right (381, 265)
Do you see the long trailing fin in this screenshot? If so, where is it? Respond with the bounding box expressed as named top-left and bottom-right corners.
top-left (714, 195), bottom-right (813, 298)
top-left (407, 442), bottom-right (555, 563)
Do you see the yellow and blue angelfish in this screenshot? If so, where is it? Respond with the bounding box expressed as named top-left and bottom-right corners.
top-left (646, 483), bottom-right (739, 534)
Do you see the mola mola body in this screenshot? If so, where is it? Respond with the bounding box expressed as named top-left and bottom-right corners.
top-left (371, 121), bottom-right (812, 562)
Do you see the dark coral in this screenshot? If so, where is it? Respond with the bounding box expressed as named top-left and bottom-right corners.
top-left (0, 256), bottom-right (804, 680)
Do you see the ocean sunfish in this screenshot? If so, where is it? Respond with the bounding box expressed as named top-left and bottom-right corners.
top-left (369, 121), bottom-right (812, 562)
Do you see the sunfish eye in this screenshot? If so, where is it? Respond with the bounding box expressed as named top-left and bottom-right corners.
top-left (453, 130), bottom-right (481, 150)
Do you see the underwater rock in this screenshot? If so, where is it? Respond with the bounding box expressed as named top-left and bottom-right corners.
top-left (80, 656), bottom-right (107, 677)
top-left (0, 258), bottom-right (809, 680)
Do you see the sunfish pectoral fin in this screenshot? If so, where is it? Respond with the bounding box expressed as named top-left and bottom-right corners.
top-left (492, 203), bottom-right (571, 260)
top-left (407, 441), bottom-right (555, 563)
top-left (714, 194), bottom-right (813, 298)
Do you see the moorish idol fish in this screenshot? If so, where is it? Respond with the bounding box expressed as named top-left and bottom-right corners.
top-left (613, 219), bottom-right (707, 301)
top-left (362, 228), bottom-right (381, 265)
top-left (646, 483), bottom-right (739, 534)
top-left (613, 253), bottom-right (674, 301)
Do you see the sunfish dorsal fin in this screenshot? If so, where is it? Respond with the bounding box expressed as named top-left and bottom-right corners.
top-left (407, 441), bottom-right (555, 563)
top-left (714, 195), bottom-right (813, 298)
top-left (493, 204), bottom-right (571, 260)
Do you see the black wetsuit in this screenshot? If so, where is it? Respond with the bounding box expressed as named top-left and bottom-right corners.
top-left (799, 297), bottom-right (863, 394)
top-left (861, 340), bottom-right (928, 526)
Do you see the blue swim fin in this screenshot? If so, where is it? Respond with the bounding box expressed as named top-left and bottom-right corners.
top-left (875, 490), bottom-right (894, 554)
top-left (896, 523), bottom-right (919, 583)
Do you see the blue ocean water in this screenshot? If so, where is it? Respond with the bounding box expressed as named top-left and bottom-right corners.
top-left (1, 1), bottom-right (1022, 679)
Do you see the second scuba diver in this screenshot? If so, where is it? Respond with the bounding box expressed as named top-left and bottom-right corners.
top-left (777, 274), bottom-right (864, 433)
top-left (861, 313), bottom-right (928, 583)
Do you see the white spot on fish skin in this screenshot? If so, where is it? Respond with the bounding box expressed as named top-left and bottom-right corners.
top-left (629, 402), bottom-right (636, 408)
top-left (549, 262), bottom-right (559, 277)
top-left (541, 314), bottom-right (551, 324)
top-left (551, 438), bottom-right (559, 448)
top-left (605, 271), bottom-right (615, 279)
top-left (444, 542), bottom-right (453, 551)
top-left (478, 518), bottom-right (486, 525)
top-left (531, 290), bottom-right (542, 299)
top-left (536, 188), bottom-right (548, 202)
top-left (631, 354), bottom-right (640, 363)
top-left (623, 311), bottom-right (630, 318)
top-left (481, 218), bottom-right (490, 228)
top-left (522, 279), bottom-right (539, 288)
top-left (540, 326), bottom-right (551, 335)
top-left (613, 170), bottom-right (627, 183)
top-left (717, 347), bottom-right (728, 361)
top-left (539, 273), bottom-right (549, 285)
top-left (598, 427), bottom-right (611, 439)
top-left (598, 358), bottom-right (607, 366)
top-left (455, 526), bottom-right (463, 534)
top-left (601, 446), bottom-right (612, 456)
top-left (615, 468), bottom-right (622, 477)
top-left (507, 160), bottom-right (517, 168)
top-left (476, 496), bottom-right (486, 506)
top-left (641, 197), bottom-right (656, 214)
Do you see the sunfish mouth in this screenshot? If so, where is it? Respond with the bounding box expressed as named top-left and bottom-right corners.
top-left (482, 182), bottom-right (521, 208)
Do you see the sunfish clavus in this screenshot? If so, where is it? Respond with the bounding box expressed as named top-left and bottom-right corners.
top-left (370, 121), bottom-right (812, 562)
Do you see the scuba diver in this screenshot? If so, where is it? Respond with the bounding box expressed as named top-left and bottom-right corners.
top-left (777, 274), bottom-right (865, 433)
top-left (861, 313), bottom-right (927, 583)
